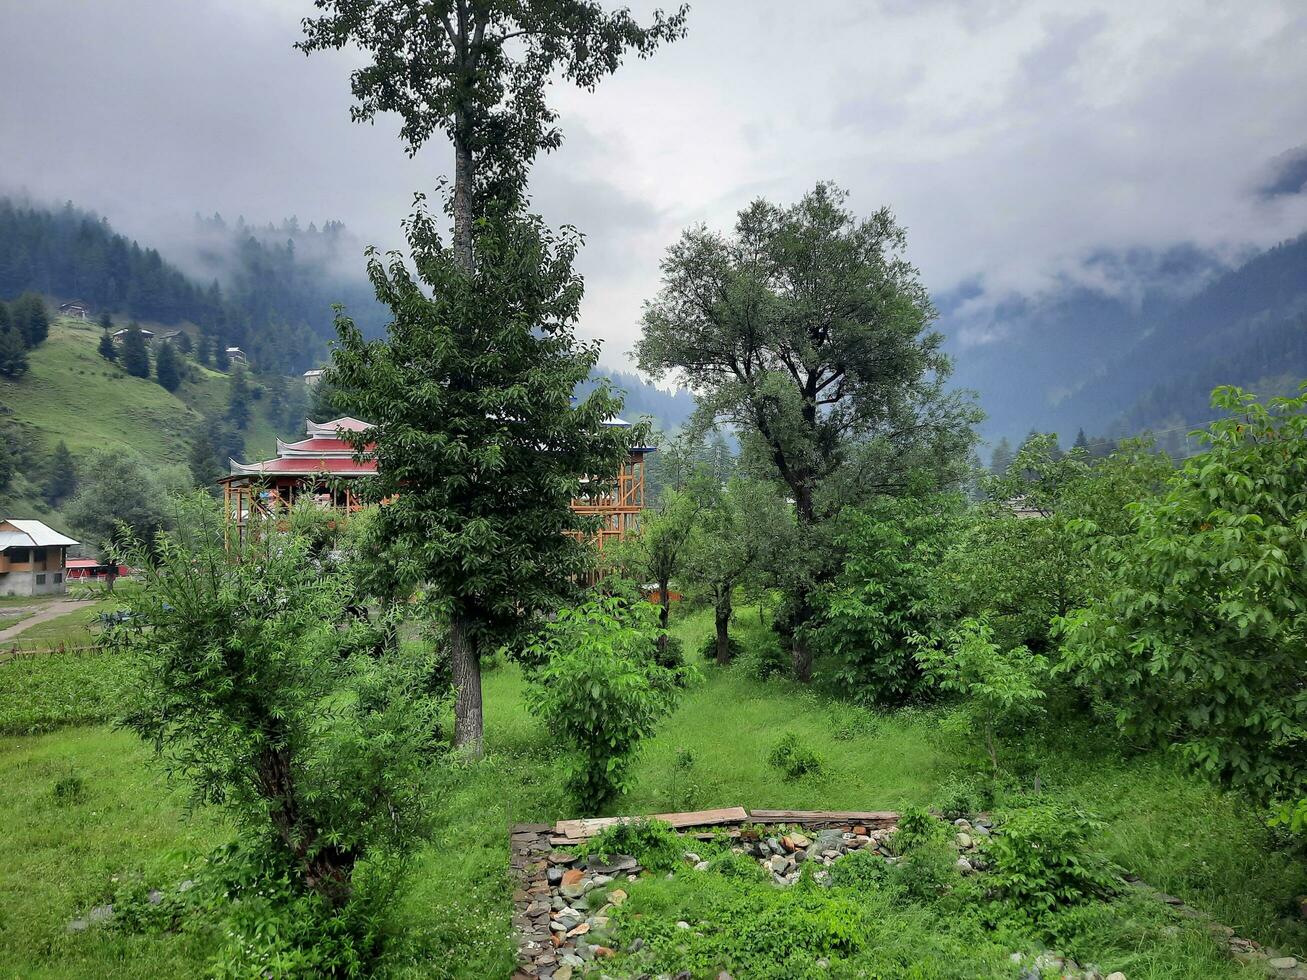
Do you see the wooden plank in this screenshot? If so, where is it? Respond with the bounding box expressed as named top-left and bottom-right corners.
top-left (748, 809), bottom-right (899, 825)
top-left (554, 806), bottom-right (749, 840)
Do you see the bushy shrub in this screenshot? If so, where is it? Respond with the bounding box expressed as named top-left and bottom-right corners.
top-left (914, 617), bottom-right (1048, 772)
top-left (526, 596), bottom-right (679, 810)
top-left (889, 803), bottom-right (948, 855)
top-left (584, 818), bottom-right (685, 873)
top-left (109, 495), bottom-right (436, 916)
top-left (1059, 386), bottom-right (1307, 813)
top-left (829, 849), bottom-right (891, 890)
top-left (987, 803), bottom-right (1118, 914)
top-left (698, 634), bottom-right (745, 662)
top-left (889, 837), bottom-right (960, 903)
top-left (709, 850), bottom-right (768, 881)
top-left (805, 496), bottom-right (965, 705)
top-left (766, 731), bottom-right (825, 780)
top-left (934, 774), bottom-right (993, 821)
top-left (737, 631), bottom-right (790, 681)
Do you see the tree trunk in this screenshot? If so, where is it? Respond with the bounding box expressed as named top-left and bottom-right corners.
top-left (452, 127), bottom-right (475, 272)
top-left (656, 576), bottom-right (671, 653)
top-left (791, 632), bottom-right (813, 683)
top-left (715, 588), bottom-right (732, 666)
top-left (449, 612), bottom-right (483, 758)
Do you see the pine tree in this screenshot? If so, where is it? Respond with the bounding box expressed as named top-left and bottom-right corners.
top-left (214, 341), bottom-right (230, 371)
top-left (154, 341), bottom-right (182, 392)
top-left (0, 327), bottom-right (29, 378)
top-left (174, 330), bottom-right (193, 355)
top-left (98, 312), bottom-right (112, 332)
top-left (226, 365), bottom-right (251, 428)
top-left (98, 330), bottom-right (117, 362)
top-left (0, 301), bottom-right (10, 334)
top-left (196, 333), bottom-right (211, 366)
top-left (990, 436), bottom-right (1014, 475)
top-left (120, 326), bottom-right (151, 378)
top-left (1073, 428), bottom-right (1089, 452)
top-left (46, 440), bottom-right (77, 503)
top-left (188, 429), bottom-right (224, 490)
top-left (11, 293), bottom-right (50, 347)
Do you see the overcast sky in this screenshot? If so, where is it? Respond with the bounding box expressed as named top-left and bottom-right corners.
top-left (4, 0), bottom-right (1307, 369)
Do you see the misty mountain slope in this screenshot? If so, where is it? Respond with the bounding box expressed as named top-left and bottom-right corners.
top-left (943, 234), bottom-right (1307, 444)
top-left (939, 245), bottom-right (1230, 442)
top-left (1061, 232), bottom-right (1307, 436)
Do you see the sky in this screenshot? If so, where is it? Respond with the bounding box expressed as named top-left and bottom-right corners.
top-left (3, 0), bottom-right (1307, 370)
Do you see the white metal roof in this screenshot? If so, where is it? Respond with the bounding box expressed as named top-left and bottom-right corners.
top-left (0, 519), bottom-right (80, 549)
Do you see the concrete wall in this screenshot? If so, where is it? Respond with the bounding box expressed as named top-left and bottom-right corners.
top-left (0, 568), bottom-right (68, 597)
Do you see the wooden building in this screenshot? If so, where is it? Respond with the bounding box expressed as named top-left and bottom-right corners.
top-left (221, 416), bottom-right (651, 549)
top-left (0, 519), bottom-right (79, 596)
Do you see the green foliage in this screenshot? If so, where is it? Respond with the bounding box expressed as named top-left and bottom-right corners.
top-left (736, 628), bottom-right (791, 680)
top-left (889, 803), bottom-right (949, 855)
top-left (153, 340), bottom-right (182, 392)
top-left (52, 767), bottom-right (86, 805)
top-left (1059, 384), bottom-right (1307, 809)
top-left (64, 450), bottom-right (175, 558)
top-left (698, 633), bottom-right (744, 662)
top-left (915, 617), bottom-right (1049, 772)
top-left (987, 803), bottom-right (1118, 914)
top-left (119, 326), bottom-right (150, 378)
top-left (45, 439), bottom-right (77, 504)
top-left (0, 650), bottom-right (127, 737)
top-left (889, 836), bottom-right (960, 902)
top-left (225, 364), bottom-right (251, 427)
top-left (328, 202), bottom-right (639, 753)
top-left (639, 183), bottom-right (981, 680)
top-left (0, 325), bottom-right (29, 378)
top-left (827, 848), bottom-right (891, 890)
top-left (11, 292), bottom-right (50, 347)
top-left (934, 773), bottom-right (995, 821)
top-left (810, 494), bottom-right (964, 703)
top-left (583, 817), bottom-right (685, 874)
top-left (525, 595), bottom-right (678, 810)
top-left (767, 731), bottom-right (825, 780)
top-left (109, 494), bottom-right (436, 909)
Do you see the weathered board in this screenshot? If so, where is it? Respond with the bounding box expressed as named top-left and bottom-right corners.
top-left (553, 806), bottom-right (749, 841)
top-left (748, 809), bottom-right (899, 826)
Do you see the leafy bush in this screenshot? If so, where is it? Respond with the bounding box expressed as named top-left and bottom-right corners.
top-left (889, 803), bottom-right (948, 855)
top-left (767, 731), bottom-right (825, 780)
top-left (52, 768), bottom-right (86, 806)
top-left (109, 495), bottom-right (436, 914)
top-left (709, 850), bottom-right (769, 881)
top-left (584, 818), bottom-right (685, 873)
top-left (807, 495), bottom-right (964, 704)
top-left (526, 596), bottom-right (679, 810)
top-left (829, 849), bottom-right (891, 890)
top-left (737, 631), bottom-right (790, 681)
top-left (914, 617), bottom-right (1048, 772)
top-left (827, 701), bottom-right (880, 742)
top-left (889, 837), bottom-right (960, 902)
top-left (987, 803), bottom-right (1118, 914)
top-left (1059, 386), bottom-right (1307, 812)
top-left (698, 633), bottom-right (745, 662)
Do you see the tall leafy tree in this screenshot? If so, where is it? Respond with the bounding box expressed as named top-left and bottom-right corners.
top-left (298, 0), bottom-right (687, 265)
top-left (154, 340), bottom-right (183, 392)
top-left (46, 440), bottom-right (77, 504)
top-left (638, 183), bottom-right (979, 679)
top-left (329, 204), bottom-right (638, 756)
top-left (682, 477), bottom-right (790, 664)
top-left (65, 451), bottom-right (171, 565)
top-left (120, 325), bottom-right (151, 378)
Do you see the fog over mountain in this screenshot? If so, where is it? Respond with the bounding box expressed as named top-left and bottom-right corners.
top-left (4, 0), bottom-right (1307, 437)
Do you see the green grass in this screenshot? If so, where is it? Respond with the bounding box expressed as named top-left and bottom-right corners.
top-left (0, 603), bottom-right (1303, 978)
top-left (0, 317), bottom-right (286, 520)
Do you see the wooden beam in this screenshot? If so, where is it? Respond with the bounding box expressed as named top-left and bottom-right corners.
top-left (748, 809), bottom-right (899, 826)
top-left (554, 806), bottom-right (749, 840)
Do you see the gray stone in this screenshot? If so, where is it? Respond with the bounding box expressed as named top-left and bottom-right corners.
top-left (547, 868), bottom-right (564, 886)
top-left (1271, 959), bottom-right (1300, 971)
top-left (88, 905), bottom-right (114, 924)
top-left (560, 881), bottom-right (587, 900)
top-left (177, 879), bottom-right (195, 893)
top-left (1105, 973), bottom-right (1127, 980)
top-left (768, 854), bottom-right (790, 874)
top-left (560, 953), bottom-right (584, 967)
top-left (956, 857), bottom-right (974, 874)
top-left (66, 919), bottom-right (88, 933)
top-left (676, 920), bottom-right (691, 930)
top-left (147, 890), bottom-right (163, 905)
top-left (684, 851), bottom-right (702, 864)
top-left (694, 861), bottom-right (710, 872)
top-left (956, 832), bottom-right (973, 849)
top-left (626, 938), bottom-right (644, 953)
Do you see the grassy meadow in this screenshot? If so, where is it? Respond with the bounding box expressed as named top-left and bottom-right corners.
top-left (1, 603), bottom-right (1304, 977)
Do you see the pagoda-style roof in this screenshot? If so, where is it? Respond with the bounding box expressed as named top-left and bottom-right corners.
top-left (228, 456), bottom-right (377, 477)
top-left (306, 416), bottom-right (372, 437)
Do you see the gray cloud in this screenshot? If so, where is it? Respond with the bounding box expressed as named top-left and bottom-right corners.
top-left (2, 0), bottom-right (1307, 370)
top-left (1257, 145), bottom-right (1307, 200)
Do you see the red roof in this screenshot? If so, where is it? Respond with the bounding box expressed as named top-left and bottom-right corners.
top-left (279, 437), bottom-right (366, 454)
top-left (235, 457), bottom-right (377, 476)
top-left (66, 557), bottom-right (101, 568)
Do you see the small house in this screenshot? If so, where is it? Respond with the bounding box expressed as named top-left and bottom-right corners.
top-left (65, 557), bottom-right (132, 582)
top-left (225, 346), bottom-right (247, 364)
top-left (303, 369), bottom-right (325, 386)
top-left (112, 327), bottom-right (156, 344)
top-left (59, 301), bottom-right (91, 320)
top-left (0, 519), bottom-right (79, 596)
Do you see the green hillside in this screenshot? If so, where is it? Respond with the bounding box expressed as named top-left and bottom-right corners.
top-left (0, 316), bottom-right (291, 525)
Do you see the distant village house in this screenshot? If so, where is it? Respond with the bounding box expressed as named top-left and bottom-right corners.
top-left (0, 519), bottom-right (79, 596)
top-left (65, 557), bottom-right (133, 583)
top-left (302, 368), bottom-right (325, 386)
top-left (112, 327), bottom-right (155, 344)
top-left (58, 301), bottom-right (91, 320)
top-left (225, 346), bottom-right (247, 364)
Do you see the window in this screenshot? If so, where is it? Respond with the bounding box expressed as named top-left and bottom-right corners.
top-left (34, 548), bottom-right (46, 562)
top-left (54, 573), bottom-right (63, 584)
top-left (35, 573), bottom-right (46, 585)
top-left (7, 547), bottom-right (29, 563)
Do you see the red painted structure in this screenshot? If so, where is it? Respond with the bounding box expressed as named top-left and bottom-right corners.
top-left (65, 557), bottom-right (132, 580)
